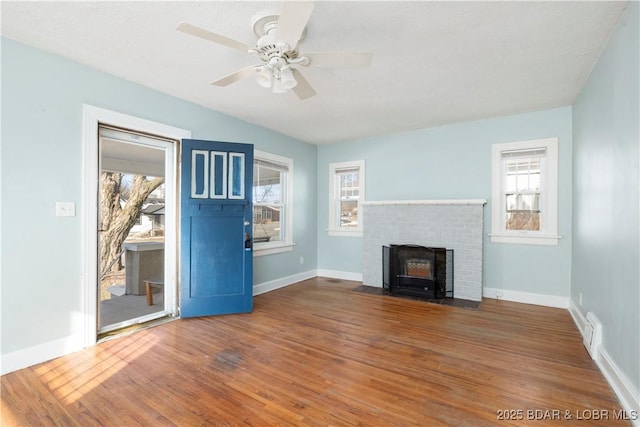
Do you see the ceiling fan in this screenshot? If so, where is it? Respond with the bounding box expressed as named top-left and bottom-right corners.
top-left (176, 1), bottom-right (372, 100)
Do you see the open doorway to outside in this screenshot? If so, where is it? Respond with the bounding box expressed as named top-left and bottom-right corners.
top-left (98, 125), bottom-right (177, 335)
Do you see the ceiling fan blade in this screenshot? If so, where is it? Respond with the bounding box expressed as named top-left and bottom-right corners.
top-left (305, 51), bottom-right (373, 68)
top-left (177, 22), bottom-right (253, 53)
top-left (276, 1), bottom-right (315, 49)
top-left (211, 66), bottom-right (258, 87)
top-left (292, 69), bottom-right (316, 100)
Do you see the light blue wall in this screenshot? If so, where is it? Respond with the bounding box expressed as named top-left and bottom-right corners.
top-left (1, 37), bottom-right (317, 355)
top-left (318, 107), bottom-right (573, 297)
top-left (572, 1), bottom-right (639, 394)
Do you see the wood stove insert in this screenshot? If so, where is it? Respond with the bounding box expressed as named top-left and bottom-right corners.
top-left (382, 244), bottom-right (453, 299)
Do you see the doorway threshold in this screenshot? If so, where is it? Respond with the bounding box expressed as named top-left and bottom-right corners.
top-left (98, 314), bottom-right (177, 343)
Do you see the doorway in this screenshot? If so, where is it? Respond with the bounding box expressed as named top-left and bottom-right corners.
top-left (82, 105), bottom-right (191, 347)
top-left (82, 106), bottom-right (254, 346)
top-left (98, 125), bottom-right (177, 334)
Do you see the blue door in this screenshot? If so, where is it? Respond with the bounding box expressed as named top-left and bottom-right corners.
top-left (180, 139), bottom-right (253, 317)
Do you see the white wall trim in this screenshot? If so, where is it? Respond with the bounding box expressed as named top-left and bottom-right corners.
top-left (488, 233), bottom-right (561, 246)
top-left (569, 300), bottom-right (640, 425)
top-left (253, 269), bottom-right (362, 296)
top-left (1, 336), bottom-right (83, 375)
top-left (327, 229), bottom-right (363, 238)
top-left (483, 286), bottom-right (569, 308)
top-left (255, 269), bottom-right (365, 286)
top-left (568, 299), bottom-right (587, 335)
top-left (82, 105), bottom-right (190, 348)
top-left (254, 149), bottom-right (294, 252)
top-left (363, 199), bottom-right (487, 206)
top-left (317, 269), bottom-right (363, 282)
top-left (596, 348), bottom-right (640, 426)
top-left (328, 160), bottom-right (365, 235)
top-left (253, 243), bottom-right (295, 257)
top-left (253, 270), bottom-right (317, 296)
top-left (491, 138), bottom-right (559, 242)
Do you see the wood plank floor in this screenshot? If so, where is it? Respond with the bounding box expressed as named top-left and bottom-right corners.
top-left (1, 277), bottom-right (627, 426)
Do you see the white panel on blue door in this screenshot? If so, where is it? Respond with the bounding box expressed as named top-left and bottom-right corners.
top-left (210, 151), bottom-right (228, 199)
top-left (229, 152), bottom-right (245, 200)
top-left (191, 150), bottom-right (209, 199)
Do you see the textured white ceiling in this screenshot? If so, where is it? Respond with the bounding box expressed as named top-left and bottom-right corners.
top-left (1, 1), bottom-right (627, 145)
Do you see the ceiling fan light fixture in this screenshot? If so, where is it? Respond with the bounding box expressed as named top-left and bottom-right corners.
top-left (280, 67), bottom-right (297, 90)
top-left (256, 66), bottom-right (272, 88)
top-left (272, 77), bottom-right (287, 94)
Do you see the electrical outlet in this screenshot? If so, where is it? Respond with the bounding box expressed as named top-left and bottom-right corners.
top-left (579, 292), bottom-right (583, 306)
top-left (299, 256), bottom-right (304, 265)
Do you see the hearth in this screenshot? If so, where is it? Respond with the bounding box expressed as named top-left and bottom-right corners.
top-left (382, 245), bottom-right (453, 299)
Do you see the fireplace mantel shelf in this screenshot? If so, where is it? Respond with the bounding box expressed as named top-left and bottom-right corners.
top-left (362, 199), bottom-right (487, 206)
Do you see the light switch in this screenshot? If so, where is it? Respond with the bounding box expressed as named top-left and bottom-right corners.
top-left (56, 202), bottom-right (76, 217)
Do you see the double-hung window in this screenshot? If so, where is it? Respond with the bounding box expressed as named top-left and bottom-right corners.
top-left (328, 160), bottom-right (365, 237)
top-left (253, 150), bottom-right (294, 255)
top-left (491, 138), bottom-right (559, 245)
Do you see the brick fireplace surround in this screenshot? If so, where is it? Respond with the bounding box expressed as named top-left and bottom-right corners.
top-left (362, 200), bottom-right (486, 301)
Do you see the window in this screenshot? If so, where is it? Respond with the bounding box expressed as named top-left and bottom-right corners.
top-left (491, 138), bottom-right (559, 245)
top-left (328, 160), bottom-right (365, 237)
top-left (253, 150), bottom-right (294, 256)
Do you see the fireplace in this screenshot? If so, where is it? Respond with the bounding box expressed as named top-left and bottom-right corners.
top-left (382, 245), bottom-right (453, 299)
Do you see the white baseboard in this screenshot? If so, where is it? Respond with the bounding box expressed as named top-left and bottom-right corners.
top-left (316, 269), bottom-right (363, 282)
top-left (253, 269), bottom-right (317, 296)
top-left (569, 300), bottom-right (640, 426)
top-left (568, 299), bottom-right (587, 335)
top-left (1, 335), bottom-right (84, 375)
top-left (483, 287), bottom-right (569, 308)
top-left (597, 347), bottom-right (640, 426)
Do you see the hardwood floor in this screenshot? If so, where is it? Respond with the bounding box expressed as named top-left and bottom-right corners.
top-left (1, 278), bottom-right (627, 426)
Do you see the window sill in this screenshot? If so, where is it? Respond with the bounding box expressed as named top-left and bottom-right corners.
top-left (253, 242), bottom-right (295, 257)
top-left (489, 233), bottom-right (561, 246)
top-left (328, 229), bottom-right (363, 238)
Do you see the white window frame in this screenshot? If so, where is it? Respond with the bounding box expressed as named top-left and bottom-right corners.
top-left (328, 160), bottom-right (365, 237)
top-left (490, 137), bottom-right (560, 246)
top-left (253, 150), bottom-right (294, 256)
